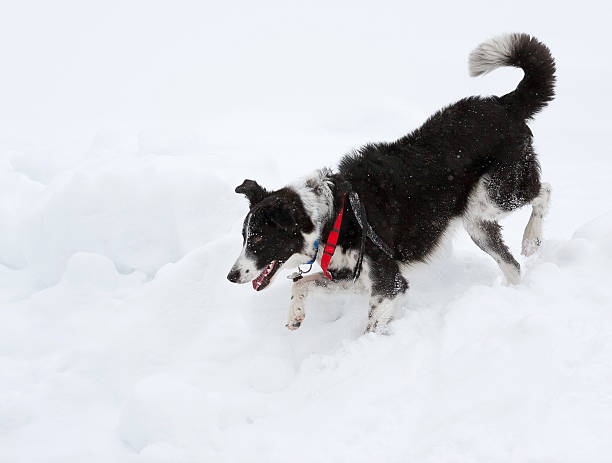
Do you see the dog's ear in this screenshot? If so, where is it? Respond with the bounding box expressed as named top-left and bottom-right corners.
top-left (235, 179), bottom-right (267, 206)
top-left (268, 201), bottom-right (297, 233)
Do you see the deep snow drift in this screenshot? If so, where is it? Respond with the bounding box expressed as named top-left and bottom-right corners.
top-left (1, 1), bottom-right (612, 462)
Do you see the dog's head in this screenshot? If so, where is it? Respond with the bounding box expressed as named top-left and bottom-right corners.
top-left (227, 179), bottom-right (316, 291)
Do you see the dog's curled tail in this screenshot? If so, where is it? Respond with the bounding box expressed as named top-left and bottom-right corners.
top-left (469, 33), bottom-right (556, 120)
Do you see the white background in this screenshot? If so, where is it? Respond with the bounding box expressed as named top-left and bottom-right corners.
top-left (1, 1), bottom-right (611, 461)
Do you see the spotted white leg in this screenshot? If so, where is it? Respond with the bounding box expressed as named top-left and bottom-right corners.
top-left (286, 273), bottom-right (330, 330)
top-left (522, 183), bottom-right (552, 256)
top-left (365, 296), bottom-right (396, 334)
top-left (364, 262), bottom-right (408, 334)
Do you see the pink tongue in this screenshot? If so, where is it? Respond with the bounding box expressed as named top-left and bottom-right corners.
top-left (252, 262), bottom-right (274, 290)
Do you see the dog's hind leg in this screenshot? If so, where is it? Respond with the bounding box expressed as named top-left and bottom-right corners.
top-left (464, 219), bottom-right (521, 285)
top-left (463, 176), bottom-right (522, 284)
top-left (522, 183), bottom-right (552, 256)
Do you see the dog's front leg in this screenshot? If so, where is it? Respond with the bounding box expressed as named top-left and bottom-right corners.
top-left (365, 259), bottom-right (408, 334)
top-left (286, 272), bottom-right (331, 330)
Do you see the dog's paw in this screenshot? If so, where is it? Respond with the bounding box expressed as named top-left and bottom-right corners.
top-left (521, 212), bottom-right (542, 257)
top-left (522, 185), bottom-right (549, 257)
top-left (499, 261), bottom-right (521, 285)
top-left (521, 235), bottom-right (542, 257)
top-left (286, 303), bottom-right (305, 331)
top-left (364, 319), bottom-right (391, 335)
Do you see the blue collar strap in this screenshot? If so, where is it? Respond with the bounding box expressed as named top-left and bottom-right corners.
top-left (306, 238), bottom-right (320, 265)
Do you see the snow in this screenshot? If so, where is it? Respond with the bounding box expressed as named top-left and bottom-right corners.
top-left (1, 0), bottom-right (612, 461)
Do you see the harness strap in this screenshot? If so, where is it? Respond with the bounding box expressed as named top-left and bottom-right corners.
top-left (348, 192), bottom-right (394, 259)
top-left (351, 193), bottom-right (367, 282)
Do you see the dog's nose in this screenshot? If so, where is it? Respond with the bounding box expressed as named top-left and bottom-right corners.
top-left (227, 268), bottom-right (241, 283)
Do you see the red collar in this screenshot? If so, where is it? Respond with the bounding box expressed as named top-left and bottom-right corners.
top-left (320, 193), bottom-right (345, 280)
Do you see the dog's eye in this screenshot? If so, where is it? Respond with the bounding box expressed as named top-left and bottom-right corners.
top-left (253, 235), bottom-right (263, 244)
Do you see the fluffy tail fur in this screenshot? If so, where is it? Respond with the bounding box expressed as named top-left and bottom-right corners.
top-left (469, 33), bottom-right (556, 120)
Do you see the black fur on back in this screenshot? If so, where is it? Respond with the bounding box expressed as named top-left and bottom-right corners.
top-left (326, 98), bottom-right (527, 264)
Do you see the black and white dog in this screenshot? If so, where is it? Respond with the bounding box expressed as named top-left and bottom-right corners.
top-left (227, 33), bottom-right (555, 333)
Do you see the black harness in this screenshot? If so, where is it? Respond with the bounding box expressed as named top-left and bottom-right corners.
top-left (347, 191), bottom-right (394, 282)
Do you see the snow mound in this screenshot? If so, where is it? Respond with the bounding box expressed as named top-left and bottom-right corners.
top-left (1, 166), bottom-right (611, 461)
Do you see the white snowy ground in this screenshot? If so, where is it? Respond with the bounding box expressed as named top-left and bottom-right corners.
top-left (1, 1), bottom-right (612, 462)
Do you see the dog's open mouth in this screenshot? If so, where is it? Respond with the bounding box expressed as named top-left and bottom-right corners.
top-left (252, 260), bottom-right (280, 291)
